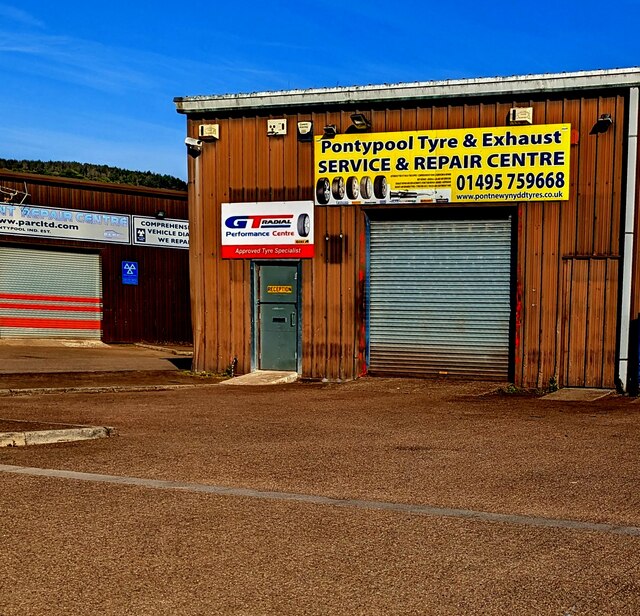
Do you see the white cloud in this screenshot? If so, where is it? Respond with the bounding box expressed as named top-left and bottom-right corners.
top-left (0, 25), bottom-right (295, 97)
top-left (0, 31), bottom-right (156, 93)
top-left (0, 3), bottom-right (45, 28)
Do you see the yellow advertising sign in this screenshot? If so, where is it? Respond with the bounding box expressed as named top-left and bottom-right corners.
top-left (314, 124), bottom-right (571, 205)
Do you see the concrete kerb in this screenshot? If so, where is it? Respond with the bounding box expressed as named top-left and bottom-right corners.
top-left (0, 339), bottom-right (108, 348)
top-left (0, 425), bottom-right (116, 448)
top-left (134, 343), bottom-right (193, 357)
top-left (0, 382), bottom-right (223, 397)
top-left (0, 373), bottom-right (304, 397)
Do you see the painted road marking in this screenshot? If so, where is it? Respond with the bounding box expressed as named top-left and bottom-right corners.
top-left (1, 463), bottom-right (639, 537)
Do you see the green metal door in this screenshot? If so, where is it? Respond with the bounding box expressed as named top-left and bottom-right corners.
top-left (257, 264), bottom-right (298, 371)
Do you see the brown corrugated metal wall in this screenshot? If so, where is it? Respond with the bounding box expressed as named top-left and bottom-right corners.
top-left (0, 171), bottom-right (191, 343)
top-left (187, 91), bottom-right (627, 387)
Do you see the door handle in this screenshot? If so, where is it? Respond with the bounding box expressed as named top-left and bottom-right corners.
top-left (290, 312), bottom-right (296, 327)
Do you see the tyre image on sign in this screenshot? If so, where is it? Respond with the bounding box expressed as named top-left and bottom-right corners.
top-left (297, 213), bottom-right (310, 237)
top-left (317, 174), bottom-right (386, 204)
top-left (332, 177), bottom-right (345, 200)
top-left (316, 178), bottom-right (330, 205)
top-left (374, 176), bottom-right (388, 199)
top-left (360, 176), bottom-right (373, 199)
top-left (346, 176), bottom-right (359, 200)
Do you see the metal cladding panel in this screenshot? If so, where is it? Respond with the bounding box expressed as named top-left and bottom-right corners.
top-left (369, 218), bottom-right (512, 379)
top-left (0, 246), bottom-right (102, 339)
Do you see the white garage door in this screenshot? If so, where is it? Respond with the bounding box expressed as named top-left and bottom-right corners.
top-left (0, 246), bottom-right (102, 339)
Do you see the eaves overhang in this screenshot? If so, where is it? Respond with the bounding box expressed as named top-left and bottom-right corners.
top-left (174, 67), bottom-right (640, 115)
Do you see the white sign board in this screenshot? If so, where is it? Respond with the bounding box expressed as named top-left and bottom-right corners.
top-left (0, 203), bottom-right (130, 244)
top-left (221, 201), bottom-right (314, 259)
top-left (132, 216), bottom-right (189, 249)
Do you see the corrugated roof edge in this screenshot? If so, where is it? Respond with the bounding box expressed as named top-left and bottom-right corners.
top-left (174, 67), bottom-right (640, 114)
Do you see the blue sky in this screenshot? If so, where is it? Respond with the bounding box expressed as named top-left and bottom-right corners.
top-left (0, 1), bottom-right (638, 181)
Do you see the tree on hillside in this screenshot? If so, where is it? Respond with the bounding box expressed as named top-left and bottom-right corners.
top-left (0, 159), bottom-right (187, 191)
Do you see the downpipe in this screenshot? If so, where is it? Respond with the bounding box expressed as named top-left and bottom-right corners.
top-left (618, 87), bottom-right (639, 392)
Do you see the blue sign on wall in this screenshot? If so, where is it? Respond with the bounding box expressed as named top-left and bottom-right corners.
top-left (122, 261), bottom-right (139, 285)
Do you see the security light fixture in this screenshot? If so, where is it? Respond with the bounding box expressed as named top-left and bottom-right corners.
top-left (593, 113), bottom-right (613, 133)
top-left (322, 124), bottom-right (338, 139)
top-left (155, 210), bottom-right (166, 220)
top-left (350, 113), bottom-right (371, 130)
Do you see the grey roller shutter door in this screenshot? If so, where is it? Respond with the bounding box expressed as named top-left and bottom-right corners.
top-left (369, 217), bottom-right (512, 379)
top-left (0, 246), bottom-right (102, 339)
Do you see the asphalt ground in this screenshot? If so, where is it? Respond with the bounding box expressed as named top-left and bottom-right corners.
top-left (1, 354), bottom-right (640, 614)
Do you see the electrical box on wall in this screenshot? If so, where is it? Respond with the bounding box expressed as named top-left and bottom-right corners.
top-left (198, 124), bottom-right (220, 139)
top-left (508, 107), bottom-right (534, 125)
top-left (267, 119), bottom-right (287, 136)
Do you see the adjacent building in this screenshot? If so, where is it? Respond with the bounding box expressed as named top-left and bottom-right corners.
top-left (0, 170), bottom-right (191, 344)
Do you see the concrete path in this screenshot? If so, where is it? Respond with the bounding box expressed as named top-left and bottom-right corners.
top-left (543, 387), bottom-right (615, 401)
top-left (220, 370), bottom-right (298, 386)
top-left (0, 340), bottom-right (190, 374)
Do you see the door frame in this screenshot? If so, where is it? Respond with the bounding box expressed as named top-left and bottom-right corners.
top-left (251, 260), bottom-right (302, 373)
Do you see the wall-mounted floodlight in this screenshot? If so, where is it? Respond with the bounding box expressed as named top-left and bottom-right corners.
top-left (592, 113), bottom-right (613, 134)
top-left (155, 210), bottom-right (166, 220)
top-left (350, 113), bottom-right (371, 130)
top-left (322, 125), bottom-right (338, 139)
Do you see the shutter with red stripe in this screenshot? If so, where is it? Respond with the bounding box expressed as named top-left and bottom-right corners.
top-left (0, 246), bottom-right (102, 340)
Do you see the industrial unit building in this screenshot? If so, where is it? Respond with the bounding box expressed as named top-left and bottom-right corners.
top-left (0, 170), bottom-right (191, 344)
top-left (174, 68), bottom-right (640, 391)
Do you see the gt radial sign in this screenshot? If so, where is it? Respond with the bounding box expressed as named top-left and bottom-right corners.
top-left (314, 124), bottom-right (571, 205)
top-left (221, 201), bottom-right (314, 259)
